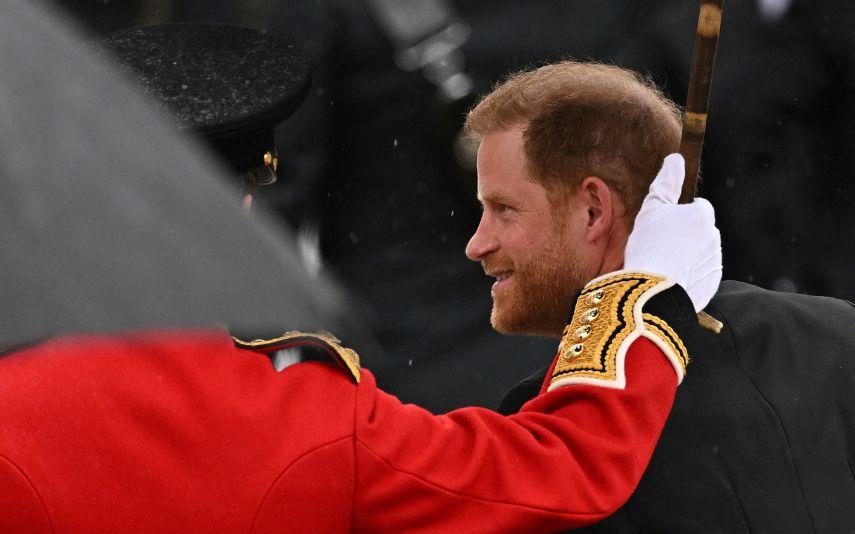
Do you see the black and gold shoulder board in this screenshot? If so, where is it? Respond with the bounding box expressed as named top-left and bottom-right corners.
top-left (233, 331), bottom-right (361, 383)
top-left (548, 271), bottom-right (689, 391)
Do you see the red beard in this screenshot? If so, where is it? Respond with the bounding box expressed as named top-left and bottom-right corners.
top-left (483, 236), bottom-right (587, 337)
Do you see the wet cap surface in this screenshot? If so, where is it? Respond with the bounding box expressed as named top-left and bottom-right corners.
top-left (97, 24), bottom-right (311, 138)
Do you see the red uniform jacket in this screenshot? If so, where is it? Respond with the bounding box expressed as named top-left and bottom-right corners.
top-left (0, 274), bottom-right (688, 532)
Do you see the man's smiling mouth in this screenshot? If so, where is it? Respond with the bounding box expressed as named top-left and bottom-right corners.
top-left (487, 270), bottom-right (513, 293)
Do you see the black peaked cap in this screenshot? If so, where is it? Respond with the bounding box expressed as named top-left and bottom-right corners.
top-left (97, 24), bottom-right (310, 180)
top-left (98, 23), bottom-right (310, 137)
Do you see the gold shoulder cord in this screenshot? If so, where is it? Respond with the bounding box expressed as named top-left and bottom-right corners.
top-left (233, 331), bottom-right (361, 383)
top-left (549, 271), bottom-right (689, 391)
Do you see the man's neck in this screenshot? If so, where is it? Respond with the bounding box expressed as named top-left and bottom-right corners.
top-left (597, 226), bottom-right (630, 276)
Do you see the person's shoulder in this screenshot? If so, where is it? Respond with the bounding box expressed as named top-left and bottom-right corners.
top-left (233, 330), bottom-right (362, 384)
top-left (2, 329), bottom-right (233, 362)
top-left (709, 280), bottom-right (855, 340)
top-left (713, 280), bottom-right (854, 314)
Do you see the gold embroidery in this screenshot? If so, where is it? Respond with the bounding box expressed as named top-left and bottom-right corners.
top-left (643, 313), bottom-right (690, 375)
top-left (549, 271), bottom-right (692, 390)
top-left (552, 273), bottom-right (664, 389)
top-left (233, 331), bottom-right (361, 383)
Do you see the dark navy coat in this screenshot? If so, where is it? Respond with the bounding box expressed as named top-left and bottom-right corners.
top-left (501, 281), bottom-right (855, 533)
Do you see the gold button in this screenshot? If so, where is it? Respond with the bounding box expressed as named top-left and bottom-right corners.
top-left (581, 307), bottom-right (599, 323)
top-left (575, 325), bottom-right (592, 340)
top-left (587, 290), bottom-right (605, 305)
top-left (263, 150), bottom-right (279, 171)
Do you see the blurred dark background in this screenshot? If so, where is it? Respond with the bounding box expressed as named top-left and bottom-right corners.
top-left (49, 0), bottom-right (855, 412)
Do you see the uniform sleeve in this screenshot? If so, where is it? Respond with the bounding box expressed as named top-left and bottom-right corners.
top-left (350, 336), bottom-right (675, 533)
top-left (348, 271), bottom-right (698, 532)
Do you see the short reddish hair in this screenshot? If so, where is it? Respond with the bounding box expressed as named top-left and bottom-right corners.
top-left (464, 60), bottom-right (682, 216)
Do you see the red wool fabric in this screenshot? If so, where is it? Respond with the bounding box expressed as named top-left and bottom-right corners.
top-left (0, 331), bottom-right (675, 533)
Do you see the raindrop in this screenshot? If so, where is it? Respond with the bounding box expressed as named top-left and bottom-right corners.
top-left (408, 359), bottom-right (413, 367)
top-left (393, 139), bottom-right (398, 147)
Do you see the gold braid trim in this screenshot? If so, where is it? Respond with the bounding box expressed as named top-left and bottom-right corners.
top-left (548, 271), bottom-right (685, 391)
top-left (643, 313), bottom-right (689, 381)
top-left (233, 331), bottom-right (361, 383)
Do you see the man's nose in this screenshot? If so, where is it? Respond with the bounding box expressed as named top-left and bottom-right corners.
top-left (465, 219), bottom-right (498, 261)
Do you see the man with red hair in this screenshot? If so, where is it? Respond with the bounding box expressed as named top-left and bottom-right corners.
top-left (473, 60), bottom-right (855, 533)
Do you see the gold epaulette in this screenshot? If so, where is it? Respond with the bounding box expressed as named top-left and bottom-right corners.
top-left (548, 271), bottom-right (689, 391)
top-left (233, 331), bottom-right (361, 383)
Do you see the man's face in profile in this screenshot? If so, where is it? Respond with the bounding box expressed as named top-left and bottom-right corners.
top-left (465, 127), bottom-right (590, 337)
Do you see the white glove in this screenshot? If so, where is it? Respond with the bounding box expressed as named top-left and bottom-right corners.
top-left (624, 153), bottom-right (722, 312)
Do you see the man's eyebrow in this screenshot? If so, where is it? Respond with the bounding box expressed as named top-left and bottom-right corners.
top-left (479, 191), bottom-right (517, 206)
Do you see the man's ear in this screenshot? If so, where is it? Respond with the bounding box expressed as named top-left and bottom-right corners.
top-left (578, 176), bottom-right (615, 243)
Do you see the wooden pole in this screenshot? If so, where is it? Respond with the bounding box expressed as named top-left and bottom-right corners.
top-left (679, 0), bottom-right (724, 203)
